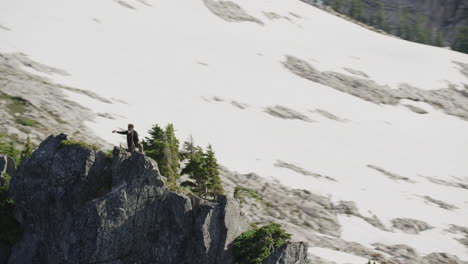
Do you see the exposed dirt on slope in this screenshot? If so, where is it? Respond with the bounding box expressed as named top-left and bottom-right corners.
top-left (283, 55), bottom-right (468, 121)
top-left (0, 53), bottom-right (111, 149)
top-left (220, 166), bottom-right (467, 264)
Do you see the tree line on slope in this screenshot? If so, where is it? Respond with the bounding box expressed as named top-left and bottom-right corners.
top-left (318, 0), bottom-right (468, 53)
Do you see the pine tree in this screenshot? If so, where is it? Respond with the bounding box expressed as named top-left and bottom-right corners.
top-left (142, 124), bottom-right (165, 163)
top-left (19, 137), bottom-right (32, 165)
top-left (376, 3), bottom-right (388, 32)
top-left (453, 27), bottom-right (468, 54)
top-left (142, 124), bottom-right (165, 162)
top-left (349, 0), bottom-right (364, 21)
top-left (142, 124), bottom-right (180, 184)
top-left (414, 15), bottom-right (428, 44)
top-left (398, 7), bottom-right (411, 40)
top-left (182, 134), bottom-right (196, 160)
top-left (164, 124), bottom-right (180, 184)
top-left (181, 146), bottom-right (207, 197)
top-left (435, 31), bottom-right (444, 47)
top-left (426, 26), bottom-right (434, 45)
top-left (333, 0), bottom-right (343, 11)
top-left (0, 142), bottom-right (20, 164)
top-left (203, 145), bottom-right (224, 199)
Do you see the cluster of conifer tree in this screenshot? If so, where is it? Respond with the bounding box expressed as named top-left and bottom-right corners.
top-left (396, 8), bottom-right (444, 46)
top-left (321, 0), bottom-right (453, 50)
top-left (453, 27), bottom-right (468, 53)
top-left (142, 124), bottom-right (224, 200)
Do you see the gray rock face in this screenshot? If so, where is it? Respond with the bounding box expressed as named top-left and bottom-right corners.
top-left (263, 242), bottom-right (308, 264)
top-left (7, 135), bottom-right (259, 264)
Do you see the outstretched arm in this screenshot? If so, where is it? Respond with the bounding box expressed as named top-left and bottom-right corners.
top-left (112, 130), bottom-right (128, 134)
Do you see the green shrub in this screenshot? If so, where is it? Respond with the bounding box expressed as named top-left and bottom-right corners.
top-left (233, 223), bottom-right (291, 264)
top-left (233, 186), bottom-right (267, 207)
top-left (104, 149), bottom-right (113, 161)
top-left (15, 117), bottom-right (36, 127)
top-left (233, 186), bottom-right (243, 200)
top-left (0, 140), bottom-right (20, 163)
top-left (0, 174), bottom-right (21, 245)
top-left (59, 140), bottom-right (98, 151)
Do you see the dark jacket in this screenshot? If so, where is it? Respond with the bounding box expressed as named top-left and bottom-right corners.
top-left (117, 130), bottom-right (139, 148)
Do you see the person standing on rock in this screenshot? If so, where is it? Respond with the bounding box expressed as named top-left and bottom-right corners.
top-left (112, 124), bottom-right (143, 153)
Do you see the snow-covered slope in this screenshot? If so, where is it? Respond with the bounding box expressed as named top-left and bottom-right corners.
top-left (1, 0), bottom-right (468, 262)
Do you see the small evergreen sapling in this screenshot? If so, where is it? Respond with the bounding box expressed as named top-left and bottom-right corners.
top-left (19, 137), bottom-right (33, 165)
top-left (204, 145), bottom-right (224, 199)
top-left (143, 124), bottom-right (180, 185)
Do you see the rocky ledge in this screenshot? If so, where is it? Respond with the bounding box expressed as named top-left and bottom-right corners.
top-left (4, 135), bottom-right (307, 264)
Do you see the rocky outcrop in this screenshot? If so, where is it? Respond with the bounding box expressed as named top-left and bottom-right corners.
top-left (220, 167), bottom-right (342, 238)
top-left (219, 166), bottom-right (391, 261)
top-left (423, 253), bottom-right (468, 264)
top-left (372, 243), bottom-right (468, 264)
top-left (219, 166), bottom-right (468, 263)
top-left (282, 55), bottom-right (468, 121)
top-left (263, 242), bottom-right (308, 264)
top-left (265, 106), bottom-right (314, 123)
top-left (447, 225), bottom-right (468, 249)
top-left (391, 218), bottom-right (433, 234)
top-left (3, 135), bottom-right (308, 264)
top-left (203, 0), bottom-right (264, 25)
